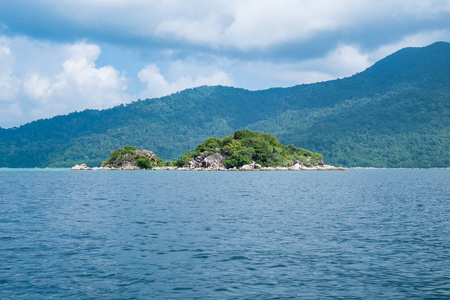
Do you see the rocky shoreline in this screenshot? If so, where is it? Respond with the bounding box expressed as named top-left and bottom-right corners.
top-left (71, 162), bottom-right (347, 171)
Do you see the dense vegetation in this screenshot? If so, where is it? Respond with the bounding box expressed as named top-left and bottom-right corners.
top-left (102, 145), bottom-right (160, 169)
top-left (0, 42), bottom-right (449, 168)
top-left (175, 130), bottom-right (322, 168)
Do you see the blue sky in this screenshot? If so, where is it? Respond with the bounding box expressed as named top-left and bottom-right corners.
top-left (0, 0), bottom-right (450, 128)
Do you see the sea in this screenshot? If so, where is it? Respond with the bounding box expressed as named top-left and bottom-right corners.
top-left (0, 168), bottom-right (449, 299)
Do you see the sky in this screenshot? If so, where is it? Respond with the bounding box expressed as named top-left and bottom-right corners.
top-left (0, 0), bottom-right (450, 128)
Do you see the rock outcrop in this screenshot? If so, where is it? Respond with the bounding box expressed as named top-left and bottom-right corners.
top-left (71, 164), bottom-right (90, 170)
top-left (240, 162), bottom-right (262, 170)
top-left (71, 164), bottom-right (108, 170)
top-left (135, 149), bottom-right (158, 161)
top-left (187, 153), bottom-right (226, 170)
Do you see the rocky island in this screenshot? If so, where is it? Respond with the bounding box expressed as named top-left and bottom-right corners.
top-left (71, 145), bottom-right (160, 170)
top-left (72, 130), bottom-right (346, 171)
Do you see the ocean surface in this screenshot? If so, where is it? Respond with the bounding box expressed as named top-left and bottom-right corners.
top-left (0, 169), bottom-right (449, 299)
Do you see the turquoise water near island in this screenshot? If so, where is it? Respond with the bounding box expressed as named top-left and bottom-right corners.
top-left (0, 169), bottom-right (449, 299)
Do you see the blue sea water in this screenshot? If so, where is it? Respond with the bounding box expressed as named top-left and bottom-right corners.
top-left (0, 169), bottom-right (449, 299)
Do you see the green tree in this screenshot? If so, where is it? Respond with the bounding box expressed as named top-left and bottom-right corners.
top-left (223, 152), bottom-right (252, 168)
top-left (137, 157), bottom-right (153, 169)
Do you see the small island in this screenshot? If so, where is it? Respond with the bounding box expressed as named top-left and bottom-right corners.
top-left (72, 130), bottom-right (347, 171)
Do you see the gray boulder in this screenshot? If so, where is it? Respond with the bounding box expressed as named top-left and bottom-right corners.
top-left (188, 153), bottom-right (225, 169)
top-left (239, 162), bottom-right (262, 170)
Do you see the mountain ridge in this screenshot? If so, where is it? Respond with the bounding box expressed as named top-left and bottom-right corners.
top-left (0, 42), bottom-right (449, 168)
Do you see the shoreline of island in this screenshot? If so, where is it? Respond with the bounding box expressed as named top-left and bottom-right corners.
top-left (72, 130), bottom-right (353, 171)
top-left (71, 163), bottom-right (347, 171)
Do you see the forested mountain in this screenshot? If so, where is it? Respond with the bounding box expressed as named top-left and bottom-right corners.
top-left (0, 42), bottom-right (449, 168)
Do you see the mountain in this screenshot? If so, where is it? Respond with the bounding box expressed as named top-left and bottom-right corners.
top-left (0, 42), bottom-right (449, 168)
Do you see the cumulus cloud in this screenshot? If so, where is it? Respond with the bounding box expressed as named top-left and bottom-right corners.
top-left (28, 42), bottom-right (128, 109)
top-left (137, 63), bottom-right (233, 99)
top-left (2, 0), bottom-right (450, 51)
top-left (154, 0), bottom-right (450, 51)
top-left (29, 42), bottom-right (129, 113)
top-left (0, 38), bottom-right (23, 126)
top-left (219, 0), bottom-right (362, 50)
top-left (0, 37), bottom-right (128, 127)
top-left (157, 0), bottom-right (450, 50)
top-left (0, 38), bottom-right (20, 102)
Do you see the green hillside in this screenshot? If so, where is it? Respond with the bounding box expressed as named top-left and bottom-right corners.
top-left (0, 42), bottom-right (449, 168)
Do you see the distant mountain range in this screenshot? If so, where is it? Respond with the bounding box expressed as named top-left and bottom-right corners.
top-left (1, 42), bottom-right (449, 168)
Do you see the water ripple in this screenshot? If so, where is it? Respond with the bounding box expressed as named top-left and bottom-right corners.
top-left (0, 169), bottom-right (449, 299)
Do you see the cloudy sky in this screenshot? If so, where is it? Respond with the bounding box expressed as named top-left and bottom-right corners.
top-left (0, 0), bottom-right (450, 128)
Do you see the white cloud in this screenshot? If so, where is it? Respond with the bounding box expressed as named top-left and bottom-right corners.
top-left (6, 0), bottom-right (450, 51)
top-left (23, 74), bottom-right (50, 99)
top-left (220, 0), bottom-right (353, 50)
top-left (156, 14), bottom-right (228, 48)
top-left (392, 0), bottom-right (450, 18)
top-left (151, 0), bottom-right (450, 50)
top-left (23, 42), bottom-right (128, 119)
top-left (299, 44), bottom-right (371, 77)
top-left (225, 44), bottom-right (370, 90)
top-left (238, 61), bottom-right (335, 88)
top-left (0, 37), bottom-right (20, 102)
top-left (0, 37), bottom-right (23, 127)
top-left (138, 63), bottom-right (233, 99)
top-left (369, 29), bottom-right (450, 61)
top-left (0, 37), bottom-right (129, 127)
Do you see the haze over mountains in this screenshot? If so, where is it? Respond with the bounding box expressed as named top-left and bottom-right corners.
top-left (0, 42), bottom-right (449, 168)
